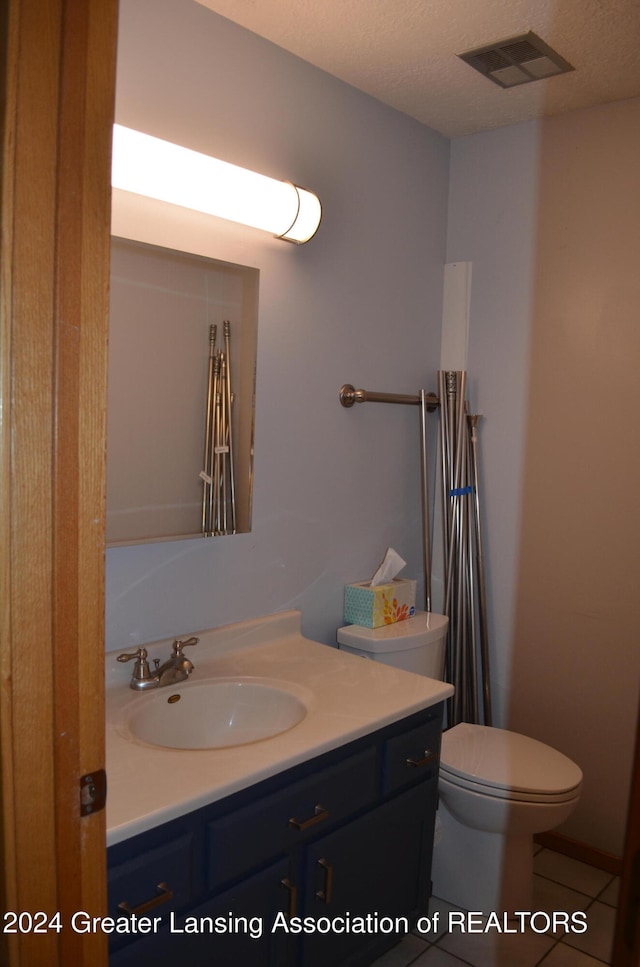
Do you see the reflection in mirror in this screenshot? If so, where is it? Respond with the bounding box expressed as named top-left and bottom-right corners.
top-left (107, 237), bottom-right (258, 546)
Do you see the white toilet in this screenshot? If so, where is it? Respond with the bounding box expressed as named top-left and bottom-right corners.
top-left (337, 611), bottom-right (583, 914)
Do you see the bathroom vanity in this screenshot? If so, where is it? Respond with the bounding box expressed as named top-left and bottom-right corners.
top-left (105, 612), bottom-right (453, 966)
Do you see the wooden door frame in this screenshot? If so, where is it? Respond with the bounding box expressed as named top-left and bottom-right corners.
top-left (613, 696), bottom-right (640, 965)
top-left (1, 1), bottom-right (118, 964)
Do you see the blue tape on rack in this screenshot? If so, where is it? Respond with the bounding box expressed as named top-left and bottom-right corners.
top-left (449, 486), bottom-right (474, 496)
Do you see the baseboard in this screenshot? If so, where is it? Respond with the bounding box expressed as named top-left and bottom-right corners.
top-left (534, 831), bottom-right (622, 876)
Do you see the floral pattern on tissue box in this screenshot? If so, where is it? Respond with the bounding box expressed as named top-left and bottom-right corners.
top-left (344, 578), bottom-right (416, 629)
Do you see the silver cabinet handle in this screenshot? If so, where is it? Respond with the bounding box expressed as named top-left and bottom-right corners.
top-left (117, 882), bottom-right (173, 915)
top-left (280, 878), bottom-right (298, 917)
top-left (406, 749), bottom-right (436, 768)
top-left (288, 804), bottom-right (329, 830)
top-left (315, 859), bottom-right (333, 903)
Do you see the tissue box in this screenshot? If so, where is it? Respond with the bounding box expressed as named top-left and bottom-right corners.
top-left (344, 578), bottom-right (416, 629)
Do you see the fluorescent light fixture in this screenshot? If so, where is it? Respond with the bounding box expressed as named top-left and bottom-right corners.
top-left (112, 125), bottom-right (322, 244)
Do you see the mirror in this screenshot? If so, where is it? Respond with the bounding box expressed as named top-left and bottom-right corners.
top-left (106, 237), bottom-right (258, 546)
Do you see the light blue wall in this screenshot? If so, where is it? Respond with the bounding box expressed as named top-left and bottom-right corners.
top-left (106, 0), bottom-right (450, 652)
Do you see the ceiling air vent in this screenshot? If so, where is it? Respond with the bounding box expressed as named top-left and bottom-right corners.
top-left (458, 31), bottom-right (574, 88)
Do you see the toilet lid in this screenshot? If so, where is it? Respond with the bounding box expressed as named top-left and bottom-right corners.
top-left (440, 723), bottom-right (583, 798)
top-left (337, 611), bottom-right (449, 653)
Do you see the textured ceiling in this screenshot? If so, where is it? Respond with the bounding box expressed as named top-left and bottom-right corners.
top-left (194, 0), bottom-right (640, 137)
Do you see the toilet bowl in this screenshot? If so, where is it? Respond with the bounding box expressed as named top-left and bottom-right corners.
top-left (433, 722), bottom-right (582, 912)
top-left (337, 612), bottom-right (583, 913)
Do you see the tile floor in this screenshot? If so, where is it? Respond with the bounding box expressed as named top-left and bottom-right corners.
top-left (371, 847), bottom-right (620, 967)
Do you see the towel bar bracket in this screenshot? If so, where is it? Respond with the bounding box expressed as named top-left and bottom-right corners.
top-left (339, 383), bottom-right (440, 411)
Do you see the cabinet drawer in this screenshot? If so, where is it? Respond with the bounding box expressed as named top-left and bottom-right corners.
top-left (382, 714), bottom-right (441, 794)
top-left (110, 858), bottom-right (291, 967)
top-left (107, 834), bottom-right (194, 927)
top-left (207, 747), bottom-right (377, 891)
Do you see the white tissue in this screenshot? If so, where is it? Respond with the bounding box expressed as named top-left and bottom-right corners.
top-left (370, 547), bottom-right (407, 587)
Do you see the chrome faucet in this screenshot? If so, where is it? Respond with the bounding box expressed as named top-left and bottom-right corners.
top-left (117, 637), bottom-right (199, 690)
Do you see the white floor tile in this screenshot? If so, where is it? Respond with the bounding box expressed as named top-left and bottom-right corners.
top-left (533, 851), bottom-right (614, 898)
top-left (562, 900), bottom-right (616, 963)
top-left (538, 943), bottom-right (608, 966)
top-left (413, 946), bottom-right (473, 965)
top-left (415, 896), bottom-right (463, 942)
top-left (369, 933), bottom-right (430, 967)
top-left (437, 922), bottom-right (555, 967)
top-left (532, 873), bottom-right (593, 935)
top-left (598, 876), bottom-right (620, 908)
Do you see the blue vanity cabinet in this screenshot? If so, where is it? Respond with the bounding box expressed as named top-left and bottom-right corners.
top-left (107, 702), bottom-right (443, 967)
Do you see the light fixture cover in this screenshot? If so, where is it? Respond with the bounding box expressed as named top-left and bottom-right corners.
top-left (112, 125), bottom-right (322, 244)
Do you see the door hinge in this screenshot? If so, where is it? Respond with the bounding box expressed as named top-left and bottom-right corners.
top-left (80, 769), bottom-right (107, 816)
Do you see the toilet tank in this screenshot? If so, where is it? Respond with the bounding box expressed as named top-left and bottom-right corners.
top-left (337, 611), bottom-right (448, 679)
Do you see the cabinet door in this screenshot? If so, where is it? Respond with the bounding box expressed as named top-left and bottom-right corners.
top-left (300, 782), bottom-right (435, 967)
top-left (110, 858), bottom-right (291, 967)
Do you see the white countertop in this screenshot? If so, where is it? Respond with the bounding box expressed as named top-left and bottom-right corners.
top-left (106, 610), bottom-right (453, 846)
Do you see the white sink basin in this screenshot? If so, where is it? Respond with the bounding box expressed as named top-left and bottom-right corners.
top-left (122, 678), bottom-right (308, 750)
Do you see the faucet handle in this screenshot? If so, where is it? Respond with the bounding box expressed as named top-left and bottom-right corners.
top-left (171, 636), bottom-right (199, 657)
top-left (117, 647), bottom-right (148, 663)
top-left (116, 647), bottom-right (152, 683)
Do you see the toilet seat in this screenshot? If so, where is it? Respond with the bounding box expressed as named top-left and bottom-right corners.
top-left (439, 723), bottom-right (583, 804)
